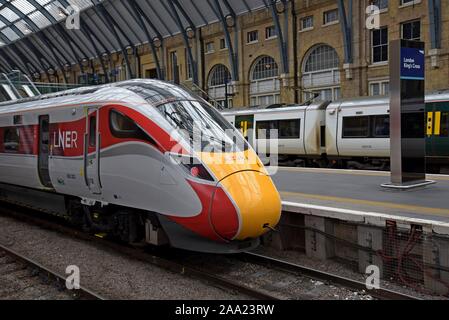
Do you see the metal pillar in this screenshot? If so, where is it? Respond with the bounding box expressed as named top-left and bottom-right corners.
top-left (91, 0), bottom-right (134, 79)
top-left (429, 0), bottom-right (442, 49)
top-left (125, 0), bottom-right (164, 79)
top-left (211, 0), bottom-right (239, 81)
top-left (269, 0), bottom-right (289, 74)
top-left (167, 0), bottom-right (198, 85)
top-left (382, 40), bottom-right (435, 189)
top-left (337, 0), bottom-right (353, 64)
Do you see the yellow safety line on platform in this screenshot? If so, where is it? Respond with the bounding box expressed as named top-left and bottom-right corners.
top-left (280, 191), bottom-right (449, 217)
top-left (275, 167), bottom-right (449, 181)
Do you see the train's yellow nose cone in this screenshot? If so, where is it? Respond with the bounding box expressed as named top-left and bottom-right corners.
top-left (219, 170), bottom-right (282, 240)
top-left (198, 149), bottom-right (282, 240)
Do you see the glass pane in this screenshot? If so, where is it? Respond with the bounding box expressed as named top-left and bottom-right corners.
top-left (373, 115), bottom-right (390, 137)
top-left (157, 100), bottom-right (248, 152)
top-left (279, 119), bottom-right (300, 139)
top-left (4, 127), bottom-right (20, 152)
top-left (209, 64), bottom-right (230, 87)
top-left (371, 83), bottom-right (380, 96)
top-left (342, 116), bottom-right (370, 138)
top-left (252, 56), bottom-right (279, 80)
top-left (441, 112), bottom-right (449, 137)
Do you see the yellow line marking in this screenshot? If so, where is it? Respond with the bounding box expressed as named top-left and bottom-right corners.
top-left (274, 167), bottom-right (449, 181)
top-left (280, 191), bottom-right (449, 217)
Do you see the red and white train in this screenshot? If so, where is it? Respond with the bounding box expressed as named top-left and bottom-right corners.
top-left (0, 80), bottom-right (281, 253)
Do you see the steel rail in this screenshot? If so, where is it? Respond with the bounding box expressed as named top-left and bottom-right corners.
top-left (238, 252), bottom-right (422, 300)
top-left (0, 242), bottom-right (105, 300)
top-left (0, 204), bottom-right (279, 300)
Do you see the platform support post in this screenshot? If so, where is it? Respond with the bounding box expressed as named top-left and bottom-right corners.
top-left (423, 237), bottom-right (449, 295)
top-left (382, 39), bottom-right (435, 190)
top-left (305, 216), bottom-right (334, 260)
top-left (357, 226), bottom-right (383, 277)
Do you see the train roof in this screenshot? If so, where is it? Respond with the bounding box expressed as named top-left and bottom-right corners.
top-left (328, 90), bottom-right (449, 110)
top-left (221, 101), bottom-right (330, 116)
top-left (0, 79), bottom-right (201, 116)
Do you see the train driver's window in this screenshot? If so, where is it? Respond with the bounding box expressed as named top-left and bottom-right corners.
top-left (441, 112), bottom-right (449, 137)
top-left (4, 127), bottom-right (20, 153)
top-left (342, 116), bottom-right (370, 138)
top-left (110, 109), bottom-right (156, 144)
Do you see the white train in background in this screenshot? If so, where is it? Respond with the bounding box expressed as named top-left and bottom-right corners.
top-left (222, 92), bottom-right (449, 173)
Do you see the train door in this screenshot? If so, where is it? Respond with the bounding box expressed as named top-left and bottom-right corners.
top-left (84, 108), bottom-right (102, 194)
top-left (235, 115), bottom-right (255, 147)
top-left (38, 115), bottom-right (53, 189)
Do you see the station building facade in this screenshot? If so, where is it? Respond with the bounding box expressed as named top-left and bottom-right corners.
top-left (58, 0), bottom-right (449, 108)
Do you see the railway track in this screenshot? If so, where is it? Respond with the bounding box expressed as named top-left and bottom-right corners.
top-left (236, 252), bottom-right (421, 300)
top-left (0, 202), bottom-right (421, 300)
top-left (0, 243), bottom-right (104, 300)
top-left (0, 203), bottom-right (279, 300)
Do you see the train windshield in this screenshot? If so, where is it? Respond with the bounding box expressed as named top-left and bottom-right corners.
top-left (157, 100), bottom-right (249, 153)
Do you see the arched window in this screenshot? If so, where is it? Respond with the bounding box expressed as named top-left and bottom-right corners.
top-left (208, 64), bottom-right (233, 108)
top-left (302, 45), bottom-right (341, 102)
top-left (250, 56), bottom-right (280, 106)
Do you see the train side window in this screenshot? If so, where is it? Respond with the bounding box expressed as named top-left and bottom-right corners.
top-left (279, 119), bottom-right (301, 139)
top-left (256, 121), bottom-right (278, 139)
top-left (110, 109), bottom-right (156, 144)
top-left (372, 115), bottom-right (390, 138)
top-left (89, 116), bottom-right (96, 147)
top-left (4, 127), bottom-right (20, 152)
top-left (342, 116), bottom-right (370, 138)
top-left (441, 112), bottom-right (449, 137)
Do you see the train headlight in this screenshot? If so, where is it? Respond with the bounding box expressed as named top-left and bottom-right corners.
top-left (169, 153), bottom-right (214, 182)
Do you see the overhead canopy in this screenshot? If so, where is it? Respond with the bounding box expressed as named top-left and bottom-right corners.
top-left (0, 0), bottom-right (273, 77)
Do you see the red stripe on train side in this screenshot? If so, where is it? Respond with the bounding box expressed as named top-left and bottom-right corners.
top-left (49, 104), bottom-right (188, 157)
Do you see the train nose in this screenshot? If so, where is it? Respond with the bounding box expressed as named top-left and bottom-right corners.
top-left (218, 170), bottom-right (282, 240)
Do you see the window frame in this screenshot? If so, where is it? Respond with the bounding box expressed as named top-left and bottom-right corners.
top-left (3, 127), bottom-right (20, 153)
top-left (371, 0), bottom-right (389, 11)
top-left (371, 26), bottom-right (389, 64)
top-left (342, 115), bottom-right (391, 139)
top-left (109, 109), bottom-right (156, 144)
top-left (247, 30), bottom-right (259, 44)
top-left (369, 80), bottom-right (390, 96)
top-left (401, 19), bottom-right (421, 41)
top-left (256, 119), bottom-right (301, 139)
top-left (300, 16), bottom-right (314, 31)
top-left (205, 42), bottom-right (215, 54)
top-left (439, 112), bottom-right (449, 137)
top-left (219, 38), bottom-right (227, 50)
top-left (342, 116), bottom-right (371, 139)
top-left (265, 25), bottom-right (277, 39)
top-left (323, 9), bottom-right (339, 26)
top-left (400, 0), bottom-right (421, 8)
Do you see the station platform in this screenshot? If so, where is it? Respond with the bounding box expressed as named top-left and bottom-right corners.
top-left (270, 167), bottom-right (449, 234)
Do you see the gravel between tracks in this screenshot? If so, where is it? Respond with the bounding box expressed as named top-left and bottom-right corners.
top-left (0, 214), bottom-right (246, 300)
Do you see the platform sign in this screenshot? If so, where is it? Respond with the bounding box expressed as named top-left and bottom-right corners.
top-left (400, 47), bottom-right (425, 81)
top-left (384, 39), bottom-right (434, 189)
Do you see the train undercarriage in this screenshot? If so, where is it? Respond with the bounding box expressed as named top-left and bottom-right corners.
top-left (0, 182), bottom-right (259, 254)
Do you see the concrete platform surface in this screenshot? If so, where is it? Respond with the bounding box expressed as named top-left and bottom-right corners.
top-left (270, 167), bottom-right (449, 225)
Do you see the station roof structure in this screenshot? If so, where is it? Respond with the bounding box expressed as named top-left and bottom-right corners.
top-left (0, 0), bottom-right (275, 79)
